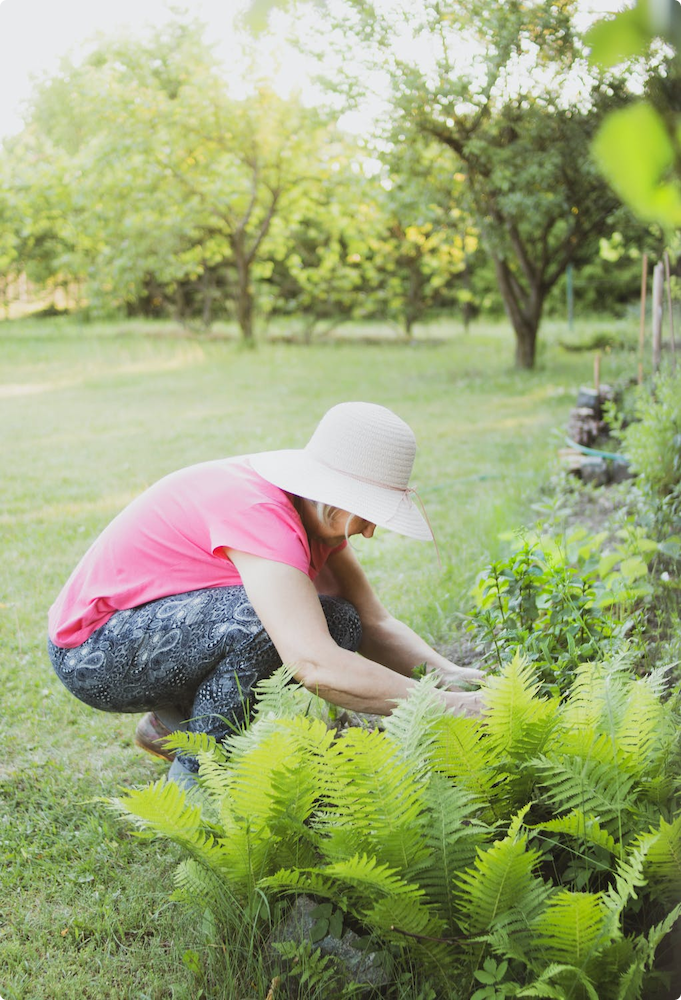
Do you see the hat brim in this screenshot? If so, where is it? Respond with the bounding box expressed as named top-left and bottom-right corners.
top-left (249, 450), bottom-right (433, 541)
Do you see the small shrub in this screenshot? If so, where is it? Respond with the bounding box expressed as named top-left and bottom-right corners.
top-left (613, 368), bottom-right (681, 519)
top-left (466, 523), bottom-right (659, 692)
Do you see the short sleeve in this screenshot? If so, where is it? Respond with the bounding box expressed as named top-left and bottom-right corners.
top-left (208, 500), bottom-right (312, 576)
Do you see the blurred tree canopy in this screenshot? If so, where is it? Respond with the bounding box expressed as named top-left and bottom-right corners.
top-left (0, 2), bottom-right (664, 358)
top-left (297, 0), bottom-right (659, 367)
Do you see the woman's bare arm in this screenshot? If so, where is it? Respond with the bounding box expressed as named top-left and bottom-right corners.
top-left (224, 548), bottom-right (484, 717)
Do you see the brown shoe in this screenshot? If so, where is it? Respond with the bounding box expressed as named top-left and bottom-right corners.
top-left (134, 712), bottom-right (176, 762)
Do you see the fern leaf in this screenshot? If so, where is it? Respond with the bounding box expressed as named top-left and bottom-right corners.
top-left (381, 673), bottom-right (447, 771)
top-left (430, 714), bottom-right (504, 802)
top-left (558, 662), bottom-right (628, 743)
top-left (614, 677), bottom-right (671, 777)
top-left (642, 901), bottom-right (681, 969)
top-left (532, 889), bottom-right (613, 966)
top-left (114, 777), bottom-right (225, 870)
top-left (603, 833), bottom-right (655, 921)
top-left (483, 652), bottom-right (559, 760)
top-left (529, 809), bottom-right (620, 859)
top-left (260, 865), bottom-right (344, 903)
top-left (613, 958), bottom-right (645, 1000)
top-left (455, 820), bottom-right (544, 935)
top-left (252, 663), bottom-right (326, 720)
top-left (195, 748), bottom-right (233, 803)
top-left (516, 962), bottom-right (599, 1000)
top-left (408, 773), bottom-right (490, 928)
top-left (313, 727), bottom-right (430, 873)
top-left (531, 755), bottom-right (638, 838)
top-left (484, 878), bottom-right (554, 967)
top-left (639, 812), bottom-right (681, 903)
top-left (163, 729), bottom-right (223, 758)
top-left (363, 894), bottom-right (451, 969)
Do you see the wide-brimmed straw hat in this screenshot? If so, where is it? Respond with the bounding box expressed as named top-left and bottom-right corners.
top-left (249, 401), bottom-right (432, 540)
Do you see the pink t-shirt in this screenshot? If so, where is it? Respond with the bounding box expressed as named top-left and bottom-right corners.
top-left (48, 457), bottom-right (345, 648)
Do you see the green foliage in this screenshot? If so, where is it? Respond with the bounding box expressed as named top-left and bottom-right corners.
top-left (116, 658), bottom-right (681, 997)
top-left (316, 0), bottom-right (644, 367)
top-left (467, 529), bottom-right (642, 691)
top-left (614, 367), bottom-right (681, 504)
top-left (588, 0), bottom-right (681, 231)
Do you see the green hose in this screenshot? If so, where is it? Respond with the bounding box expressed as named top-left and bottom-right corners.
top-left (565, 436), bottom-right (629, 464)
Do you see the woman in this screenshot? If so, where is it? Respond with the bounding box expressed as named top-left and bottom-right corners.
top-left (47, 401), bottom-right (484, 785)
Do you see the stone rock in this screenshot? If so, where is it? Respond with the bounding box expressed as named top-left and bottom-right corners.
top-left (576, 386), bottom-right (601, 415)
top-left (608, 459), bottom-right (634, 484)
top-left (579, 456), bottom-right (609, 487)
top-left (267, 896), bottom-right (389, 990)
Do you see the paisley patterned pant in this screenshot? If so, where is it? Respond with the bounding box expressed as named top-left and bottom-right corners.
top-left (47, 586), bottom-right (362, 769)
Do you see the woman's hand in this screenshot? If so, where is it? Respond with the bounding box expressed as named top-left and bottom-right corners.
top-left (431, 661), bottom-right (486, 690)
top-left (442, 687), bottom-right (486, 718)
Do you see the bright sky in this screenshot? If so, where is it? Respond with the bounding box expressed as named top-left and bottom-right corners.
top-left (0, 0), bottom-right (628, 141)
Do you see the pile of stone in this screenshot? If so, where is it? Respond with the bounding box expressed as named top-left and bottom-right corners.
top-left (559, 384), bottom-right (632, 486)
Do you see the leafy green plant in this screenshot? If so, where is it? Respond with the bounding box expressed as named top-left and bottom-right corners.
top-left (466, 522), bottom-right (661, 691)
top-left (613, 369), bottom-right (681, 518)
top-left (115, 658), bottom-right (681, 999)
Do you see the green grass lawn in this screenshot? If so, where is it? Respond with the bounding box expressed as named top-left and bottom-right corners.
top-left (0, 314), bottom-right (642, 999)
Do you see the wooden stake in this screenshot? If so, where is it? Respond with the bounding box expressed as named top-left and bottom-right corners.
top-left (652, 260), bottom-right (664, 373)
top-left (664, 251), bottom-right (677, 369)
top-left (639, 253), bottom-right (648, 384)
top-left (594, 351), bottom-right (601, 393)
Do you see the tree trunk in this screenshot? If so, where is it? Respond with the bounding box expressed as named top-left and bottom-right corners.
top-left (233, 238), bottom-right (255, 344)
top-left (404, 259), bottom-right (421, 339)
top-left (201, 268), bottom-right (214, 329)
top-left (493, 257), bottom-right (543, 370)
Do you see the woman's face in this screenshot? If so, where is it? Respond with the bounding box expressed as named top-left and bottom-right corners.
top-left (303, 502), bottom-right (376, 547)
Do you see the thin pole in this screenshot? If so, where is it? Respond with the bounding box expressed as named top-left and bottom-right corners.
top-left (639, 253), bottom-right (648, 384)
top-left (652, 260), bottom-right (664, 374)
top-left (664, 250), bottom-right (677, 369)
top-left (594, 351), bottom-right (601, 393)
top-left (566, 263), bottom-right (574, 332)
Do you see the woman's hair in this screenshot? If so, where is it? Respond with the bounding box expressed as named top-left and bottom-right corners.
top-left (315, 502), bottom-right (339, 525)
top-left (315, 502), bottom-right (355, 542)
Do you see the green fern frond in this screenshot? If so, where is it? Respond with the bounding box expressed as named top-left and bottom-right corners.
top-left (530, 810), bottom-right (620, 859)
top-left (322, 852), bottom-right (427, 904)
top-left (314, 728), bottom-right (430, 873)
top-left (408, 774), bottom-right (490, 928)
top-left (162, 729), bottom-right (223, 758)
top-left (455, 820), bottom-right (544, 934)
top-left (614, 680), bottom-right (669, 769)
top-left (362, 894), bottom-right (451, 968)
top-left (381, 673), bottom-right (447, 771)
top-left (484, 652), bottom-right (560, 760)
top-left (114, 777), bottom-right (225, 870)
top-left (171, 857), bottom-right (244, 930)
top-left (613, 958), bottom-right (645, 1000)
top-left (532, 890), bottom-right (613, 967)
top-left (603, 833), bottom-right (654, 921)
top-left (430, 714), bottom-right (503, 802)
top-left (252, 663), bottom-right (326, 720)
top-left (558, 662), bottom-right (630, 742)
top-left (484, 877), bottom-right (554, 966)
top-left (638, 812), bottom-right (681, 903)
top-left (642, 900), bottom-right (681, 969)
top-left (515, 962), bottom-right (599, 1000)
top-left (196, 749), bottom-right (233, 803)
top-left (227, 718), bottom-right (330, 826)
top-left (260, 865), bottom-right (344, 903)
top-left (532, 755), bottom-right (638, 837)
